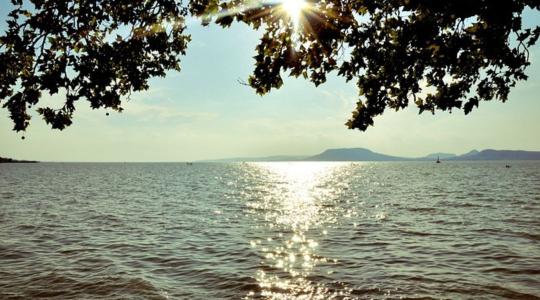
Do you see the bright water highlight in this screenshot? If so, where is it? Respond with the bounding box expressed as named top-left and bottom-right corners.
top-left (0, 162), bottom-right (539, 299)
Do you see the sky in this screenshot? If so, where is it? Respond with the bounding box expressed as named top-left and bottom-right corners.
top-left (1, 4), bottom-right (540, 162)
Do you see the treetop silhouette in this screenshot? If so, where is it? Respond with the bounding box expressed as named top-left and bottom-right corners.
top-left (1, 0), bottom-right (539, 132)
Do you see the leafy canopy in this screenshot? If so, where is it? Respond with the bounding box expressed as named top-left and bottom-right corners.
top-left (1, 0), bottom-right (539, 132)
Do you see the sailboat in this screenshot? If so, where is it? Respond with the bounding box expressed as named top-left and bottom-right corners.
top-left (436, 156), bottom-right (441, 163)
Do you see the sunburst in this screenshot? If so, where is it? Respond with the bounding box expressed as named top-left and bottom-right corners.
top-left (196, 0), bottom-right (320, 45)
top-left (280, 0), bottom-right (308, 30)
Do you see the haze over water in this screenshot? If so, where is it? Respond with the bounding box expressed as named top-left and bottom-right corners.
top-left (0, 161), bottom-right (539, 299)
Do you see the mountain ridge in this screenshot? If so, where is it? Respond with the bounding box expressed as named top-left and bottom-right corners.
top-left (202, 148), bottom-right (540, 162)
top-left (306, 147), bottom-right (407, 161)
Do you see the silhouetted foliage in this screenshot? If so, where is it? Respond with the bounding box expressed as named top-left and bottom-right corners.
top-left (0, 0), bottom-right (189, 131)
top-left (1, 0), bottom-right (539, 131)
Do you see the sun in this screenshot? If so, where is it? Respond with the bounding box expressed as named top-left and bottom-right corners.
top-left (280, 0), bottom-right (308, 29)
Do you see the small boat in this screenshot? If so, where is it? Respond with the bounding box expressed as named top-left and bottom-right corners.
top-left (436, 156), bottom-right (441, 163)
top-left (505, 164), bottom-right (511, 168)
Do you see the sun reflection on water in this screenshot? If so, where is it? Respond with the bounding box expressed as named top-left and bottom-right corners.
top-left (245, 162), bottom-right (356, 299)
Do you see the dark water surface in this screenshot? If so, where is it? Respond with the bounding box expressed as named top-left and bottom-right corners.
top-left (0, 162), bottom-right (539, 299)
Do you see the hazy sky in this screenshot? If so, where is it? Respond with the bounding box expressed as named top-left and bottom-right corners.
top-left (1, 5), bottom-right (540, 162)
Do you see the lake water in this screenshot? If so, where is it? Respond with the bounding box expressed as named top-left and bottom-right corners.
top-left (0, 162), bottom-right (539, 299)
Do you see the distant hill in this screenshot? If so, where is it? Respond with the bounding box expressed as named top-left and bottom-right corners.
top-left (0, 156), bottom-right (38, 163)
top-left (203, 148), bottom-right (540, 162)
top-left (305, 148), bottom-right (407, 161)
top-left (451, 149), bottom-right (540, 160)
top-left (309, 148), bottom-right (540, 161)
top-left (459, 150), bottom-right (480, 158)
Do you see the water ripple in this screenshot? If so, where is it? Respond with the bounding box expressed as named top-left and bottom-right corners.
top-left (0, 161), bottom-right (538, 299)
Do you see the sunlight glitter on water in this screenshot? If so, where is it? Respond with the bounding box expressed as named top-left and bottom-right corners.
top-left (2, 162), bottom-right (538, 299)
top-left (257, 162), bottom-right (339, 228)
top-left (246, 162), bottom-right (356, 299)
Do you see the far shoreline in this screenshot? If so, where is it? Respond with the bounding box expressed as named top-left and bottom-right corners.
top-left (0, 157), bottom-right (38, 163)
